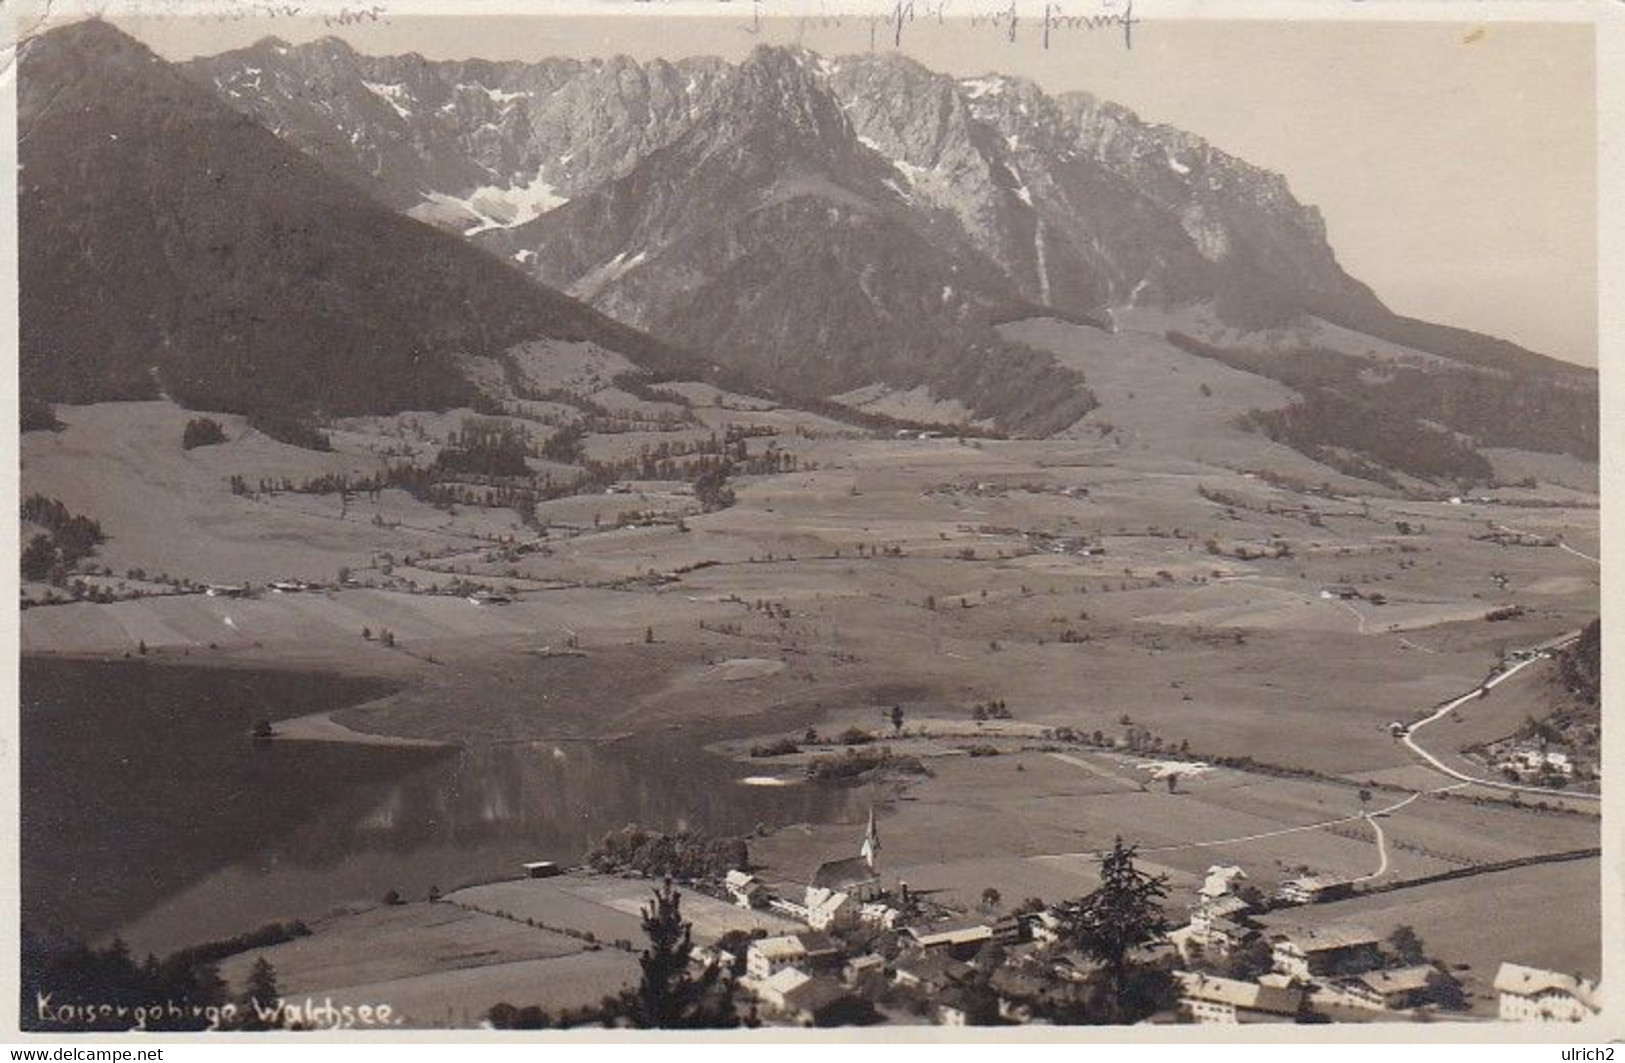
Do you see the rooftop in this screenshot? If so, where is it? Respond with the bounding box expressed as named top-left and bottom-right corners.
top-left (1176, 973), bottom-right (1299, 1015)
top-left (1353, 965), bottom-right (1437, 995)
top-left (812, 856), bottom-right (877, 892)
top-left (782, 976), bottom-right (851, 1015)
top-left (760, 965), bottom-right (812, 995)
top-left (1494, 963), bottom-right (1600, 1009)
top-left (1271, 925), bottom-right (1381, 953)
top-left (751, 935), bottom-right (808, 960)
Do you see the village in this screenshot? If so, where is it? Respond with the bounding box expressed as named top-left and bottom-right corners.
top-left (469, 802), bottom-right (1601, 1029)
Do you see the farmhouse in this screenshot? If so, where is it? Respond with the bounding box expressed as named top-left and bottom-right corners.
top-left (903, 921), bottom-right (995, 958)
top-left (1175, 972), bottom-right (1300, 1024)
top-left (1494, 963), bottom-right (1601, 1022)
top-left (1501, 748), bottom-right (1574, 778)
top-left (1269, 926), bottom-right (1382, 981)
top-left (1335, 965), bottom-right (1438, 1011)
top-left (1274, 874), bottom-right (1353, 905)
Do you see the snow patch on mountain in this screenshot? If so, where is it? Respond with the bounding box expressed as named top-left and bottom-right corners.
top-left (413, 168), bottom-right (569, 235)
top-left (461, 82), bottom-right (529, 104)
top-left (360, 79), bottom-right (414, 120)
top-left (959, 75), bottom-right (1007, 99)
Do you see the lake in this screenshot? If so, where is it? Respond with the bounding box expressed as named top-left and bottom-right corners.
top-left (21, 657), bottom-right (855, 956)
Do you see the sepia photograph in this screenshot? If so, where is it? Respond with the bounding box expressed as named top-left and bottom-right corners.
top-left (4, 0), bottom-right (1611, 1039)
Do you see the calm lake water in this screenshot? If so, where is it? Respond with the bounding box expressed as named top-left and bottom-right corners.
top-left (21, 657), bottom-right (855, 956)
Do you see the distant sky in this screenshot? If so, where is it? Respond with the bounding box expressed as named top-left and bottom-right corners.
top-left (111, 11), bottom-right (1597, 366)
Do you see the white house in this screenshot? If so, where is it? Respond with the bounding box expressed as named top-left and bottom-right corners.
top-left (1495, 963), bottom-right (1601, 1022)
top-left (725, 869), bottom-right (765, 909)
top-left (746, 935), bottom-right (809, 982)
top-left (1503, 748), bottom-right (1574, 778)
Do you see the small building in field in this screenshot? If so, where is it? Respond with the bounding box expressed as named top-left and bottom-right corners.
top-left (1269, 925), bottom-right (1382, 981)
top-left (1274, 875), bottom-right (1353, 906)
top-left (1501, 748), bottom-right (1575, 779)
top-left (522, 861), bottom-right (562, 879)
top-left (1495, 963), bottom-right (1601, 1022)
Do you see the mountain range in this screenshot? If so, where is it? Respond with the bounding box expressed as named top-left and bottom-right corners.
top-left (18, 20), bottom-right (706, 423)
top-left (19, 20), bottom-right (1595, 452)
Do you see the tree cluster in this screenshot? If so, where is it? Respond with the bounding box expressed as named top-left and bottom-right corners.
top-left (586, 824), bottom-right (749, 882)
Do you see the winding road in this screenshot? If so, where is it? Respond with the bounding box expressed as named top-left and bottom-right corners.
top-left (1399, 631), bottom-right (1599, 802)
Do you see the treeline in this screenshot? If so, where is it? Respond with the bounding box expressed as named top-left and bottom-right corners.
top-left (182, 417), bottom-right (228, 450)
top-left (805, 746), bottom-right (930, 783)
top-left (20, 921), bottom-right (305, 1032)
top-left (248, 408), bottom-right (331, 452)
top-left (1557, 619), bottom-right (1601, 710)
top-left (1242, 392), bottom-right (1493, 488)
top-left (434, 421), bottom-right (532, 477)
top-left (1166, 331), bottom-right (1597, 466)
top-left (21, 495), bottom-right (105, 581)
top-left (586, 824), bottom-right (749, 882)
top-left (231, 425), bottom-right (805, 524)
